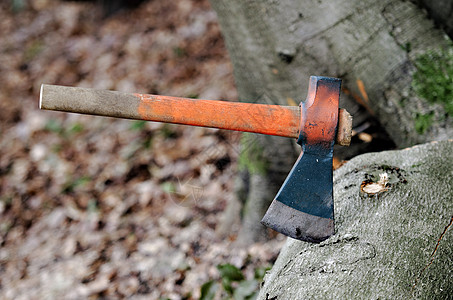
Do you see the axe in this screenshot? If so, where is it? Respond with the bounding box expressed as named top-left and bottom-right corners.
top-left (40, 76), bottom-right (352, 243)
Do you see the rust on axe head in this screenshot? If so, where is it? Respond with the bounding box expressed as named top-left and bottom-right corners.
top-left (261, 76), bottom-right (341, 243)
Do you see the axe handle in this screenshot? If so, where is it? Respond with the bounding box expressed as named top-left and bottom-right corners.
top-left (40, 84), bottom-right (351, 144)
top-left (40, 84), bottom-right (300, 138)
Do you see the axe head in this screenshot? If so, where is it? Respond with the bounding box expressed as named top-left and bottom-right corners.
top-left (261, 76), bottom-right (341, 243)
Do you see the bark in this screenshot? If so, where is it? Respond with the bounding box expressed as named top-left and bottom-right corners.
top-left (259, 140), bottom-right (453, 299)
top-left (209, 0), bottom-right (453, 243)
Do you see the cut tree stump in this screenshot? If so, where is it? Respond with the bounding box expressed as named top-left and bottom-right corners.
top-left (259, 140), bottom-right (453, 299)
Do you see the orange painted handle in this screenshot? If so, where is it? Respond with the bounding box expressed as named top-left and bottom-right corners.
top-left (135, 93), bottom-right (300, 138)
top-left (40, 84), bottom-right (300, 138)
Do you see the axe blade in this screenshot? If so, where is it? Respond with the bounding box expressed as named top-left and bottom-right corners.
top-left (261, 76), bottom-right (341, 243)
top-left (261, 150), bottom-right (335, 243)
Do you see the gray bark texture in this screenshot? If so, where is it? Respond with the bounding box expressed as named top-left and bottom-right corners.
top-left (259, 140), bottom-right (453, 299)
top-left (209, 0), bottom-right (453, 243)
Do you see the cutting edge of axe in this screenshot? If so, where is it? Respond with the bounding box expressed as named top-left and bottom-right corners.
top-left (40, 76), bottom-right (353, 243)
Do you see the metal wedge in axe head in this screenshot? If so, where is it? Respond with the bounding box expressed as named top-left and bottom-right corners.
top-left (39, 76), bottom-right (351, 243)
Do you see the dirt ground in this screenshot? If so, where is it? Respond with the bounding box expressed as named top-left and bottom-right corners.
top-left (0, 1), bottom-right (285, 299)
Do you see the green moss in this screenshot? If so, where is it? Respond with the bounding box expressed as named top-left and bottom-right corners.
top-left (414, 112), bottom-right (434, 134)
top-left (412, 47), bottom-right (453, 116)
top-left (238, 133), bottom-right (268, 175)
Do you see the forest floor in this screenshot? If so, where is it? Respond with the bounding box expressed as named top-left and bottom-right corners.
top-left (0, 1), bottom-right (286, 299)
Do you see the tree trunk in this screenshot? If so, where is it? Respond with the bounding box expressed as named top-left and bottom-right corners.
top-left (258, 140), bottom-right (453, 299)
top-left (209, 0), bottom-right (453, 243)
